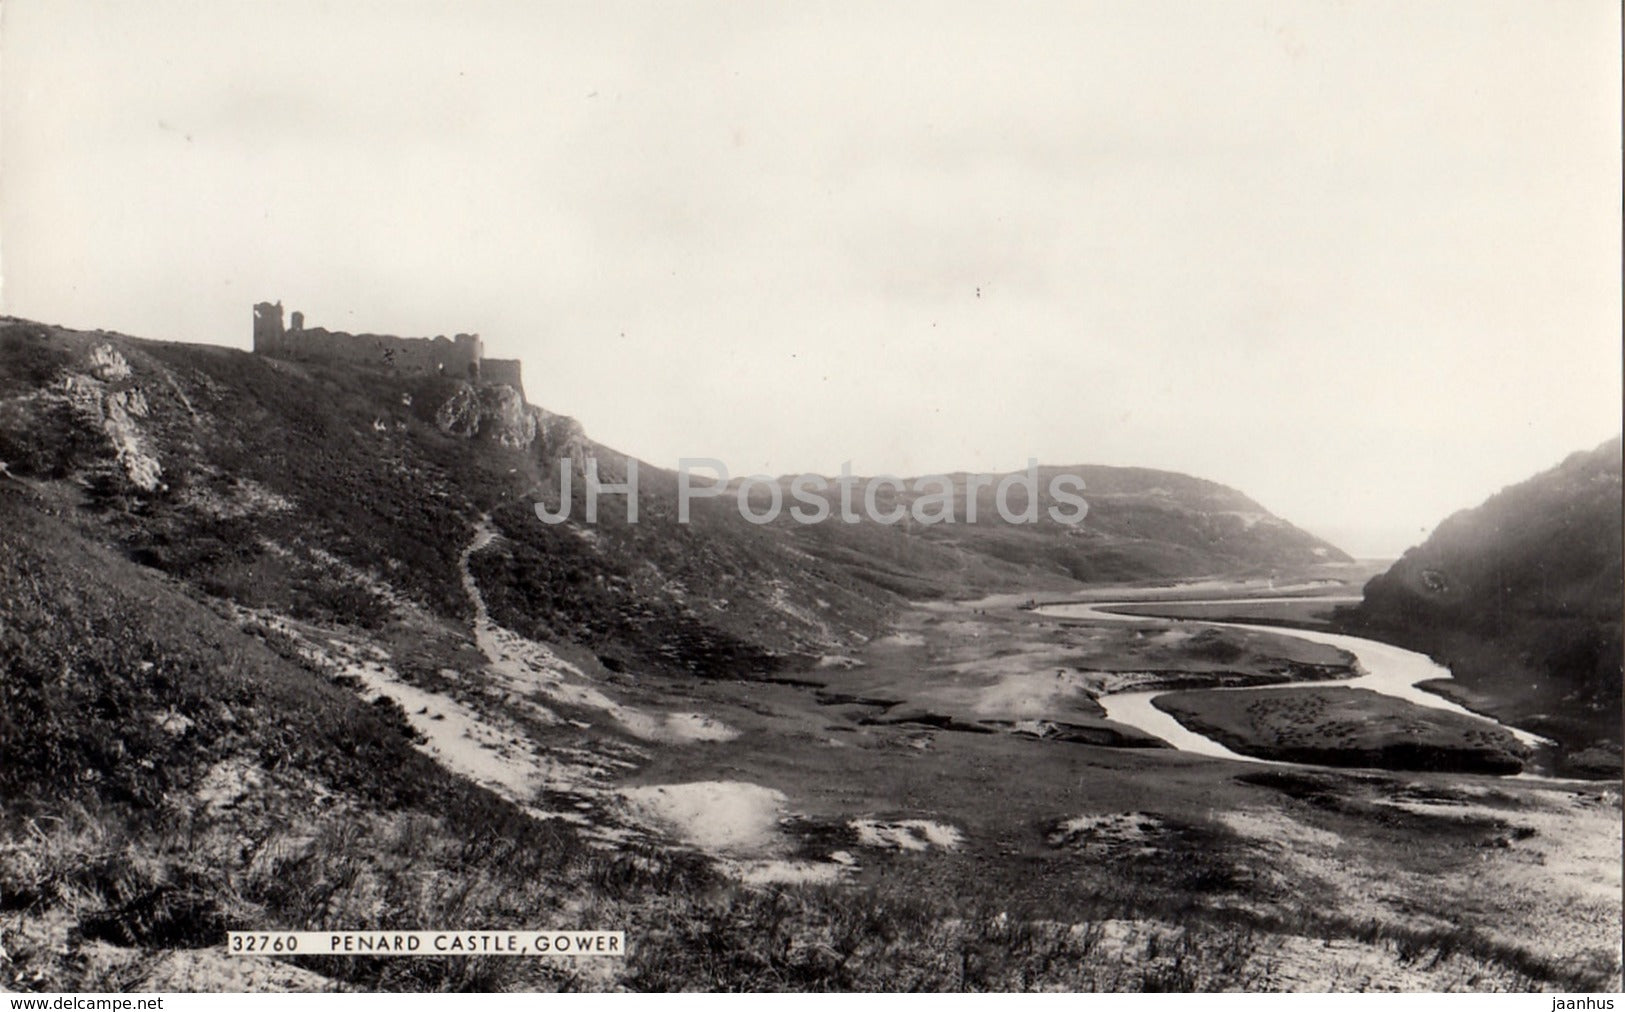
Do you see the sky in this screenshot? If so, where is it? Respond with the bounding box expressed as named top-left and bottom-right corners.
top-left (2, 0), bottom-right (1619, 557)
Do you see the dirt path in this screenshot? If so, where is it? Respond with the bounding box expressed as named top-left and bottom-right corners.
top-left (459, 519), bottom-right (739, 744)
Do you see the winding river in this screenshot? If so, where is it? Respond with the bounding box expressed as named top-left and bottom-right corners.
top-left (1037, 597), bottom-right (1552, 767)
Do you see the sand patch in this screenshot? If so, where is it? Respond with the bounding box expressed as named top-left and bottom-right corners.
top-left (72, 940), bottom-right (342, 992)
top-left (724, 858), bottom-right (848, 885)
top-left (971, 669), bottom-right (1095, 719)
top-left (343, 652), bottom-right (557, 803)
top-left (655, 711), bottom-right (740, 743)
top-left (620, 782), bottom-right (787, 854)
top-left (849, 818), bottom-right (963, 852)
top-left (817, 654), bottom-right (863, 669)
top-left (461, 521), bottom-right (738, 744)
top-left (1379, 788), bottom-right (1623, 906)
top-left (875, 632), bottom-right (926, 648)
top-left (235, 610), bottom-right (621, 823)
top-left (131, 947), bottom-right (341, 992)
top-left (1216, 807), bottom-right (1343, 851)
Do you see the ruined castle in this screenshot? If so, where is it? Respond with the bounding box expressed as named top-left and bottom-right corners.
top-left (252, 302), bottom-right (524, 397)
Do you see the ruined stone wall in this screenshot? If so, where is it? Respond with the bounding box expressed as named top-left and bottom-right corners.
top-left (253, 302), bottom-right (285, 352)
top-left (252, 303), bottom-right (528, 399)
top-left (252, 303), bottom-right (483, 380)
top-left (262, 328), bottom-right (482, 379)
top-left (481, 358), bottom-right (525, 397)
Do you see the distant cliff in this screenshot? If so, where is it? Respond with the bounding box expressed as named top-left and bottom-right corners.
top-left (1342, 437), bottom-right (1623, 765)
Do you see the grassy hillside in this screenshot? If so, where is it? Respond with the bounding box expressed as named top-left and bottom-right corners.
top-left (0, 318), bottom-right (896, 681)
top-left (14, 316), bottom-right (1607, 993)
top-left (747, 465), bottom-right (1350, 587)
top-left (6, 485), bottom-right (1315, 992)
top-left (1340, 438), bottom-right (1623, 767)
top-left (0, 487), bottom-right (604, 989)
top-left (0, 316), bottom-right (1350, 675)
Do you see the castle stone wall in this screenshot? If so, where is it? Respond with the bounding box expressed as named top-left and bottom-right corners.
top-left (481, 358), bottom-right (525, 397)
top-left (252, 302), bottom-right (490, 383)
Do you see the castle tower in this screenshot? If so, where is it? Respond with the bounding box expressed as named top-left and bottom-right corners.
top-left (454, 333), bottom-right (483, 380)
top-left (252, 301), bottom-right (284, 353)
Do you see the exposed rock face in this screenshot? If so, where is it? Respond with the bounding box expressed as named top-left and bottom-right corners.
top-left (102, 387), bottom-right (162, 492)
top-left (89, 343), bottom-right (133, 382)
top-left (434, 384), bottom-right (482, 438)
top-left (477, 384), bottom-right (535, 448)
top-left (56, 344), bottom-right (164, 492)
top-left (537, 410), bottom-right (588, 470)
top-left (433, 381), bottom-right (537, 448)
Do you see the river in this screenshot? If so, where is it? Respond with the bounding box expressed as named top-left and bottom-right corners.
top-left (1037, 596), bottom-right (1552, 768)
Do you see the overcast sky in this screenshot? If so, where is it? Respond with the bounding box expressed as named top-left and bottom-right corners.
top-left (3, 1), bottom-right (1619, 556)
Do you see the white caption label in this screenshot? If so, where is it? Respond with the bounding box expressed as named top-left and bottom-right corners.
top-left (226, 931), bottom-right (625, 956)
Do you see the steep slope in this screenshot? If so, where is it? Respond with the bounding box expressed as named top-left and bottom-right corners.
top-left (1341, 437), bottom-right (1623, 767)
top-left (0, 315), bottom-right (1349, 676)
top-left (0, 482), bottom-right (613, 990)
top-left (0, 318), bottom-right (895, 681)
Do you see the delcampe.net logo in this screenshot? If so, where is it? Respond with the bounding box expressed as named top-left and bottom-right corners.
top-left (534, 458), bottom-right (1088, 526)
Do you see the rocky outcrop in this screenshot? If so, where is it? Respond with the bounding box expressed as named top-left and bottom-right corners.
top-left (89, 343), bottom-right (133, 382)
top-left (537, 410), bottom-right (589, 471)
top-left (434, 384), bottom-right (482, 438)
top-left (477, 384), bottom-right (535, 448)
top-left (433, 381), bottom-right (537, 448)
top-left (58, 344), bottom-right (164, 492)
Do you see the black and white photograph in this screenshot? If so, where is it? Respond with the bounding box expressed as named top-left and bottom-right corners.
top-left (0, 0), bottom-right (1620, 997)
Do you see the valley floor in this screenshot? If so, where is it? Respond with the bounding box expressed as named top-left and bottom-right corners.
top-left (4, 551), bottom-right (1619, 992)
